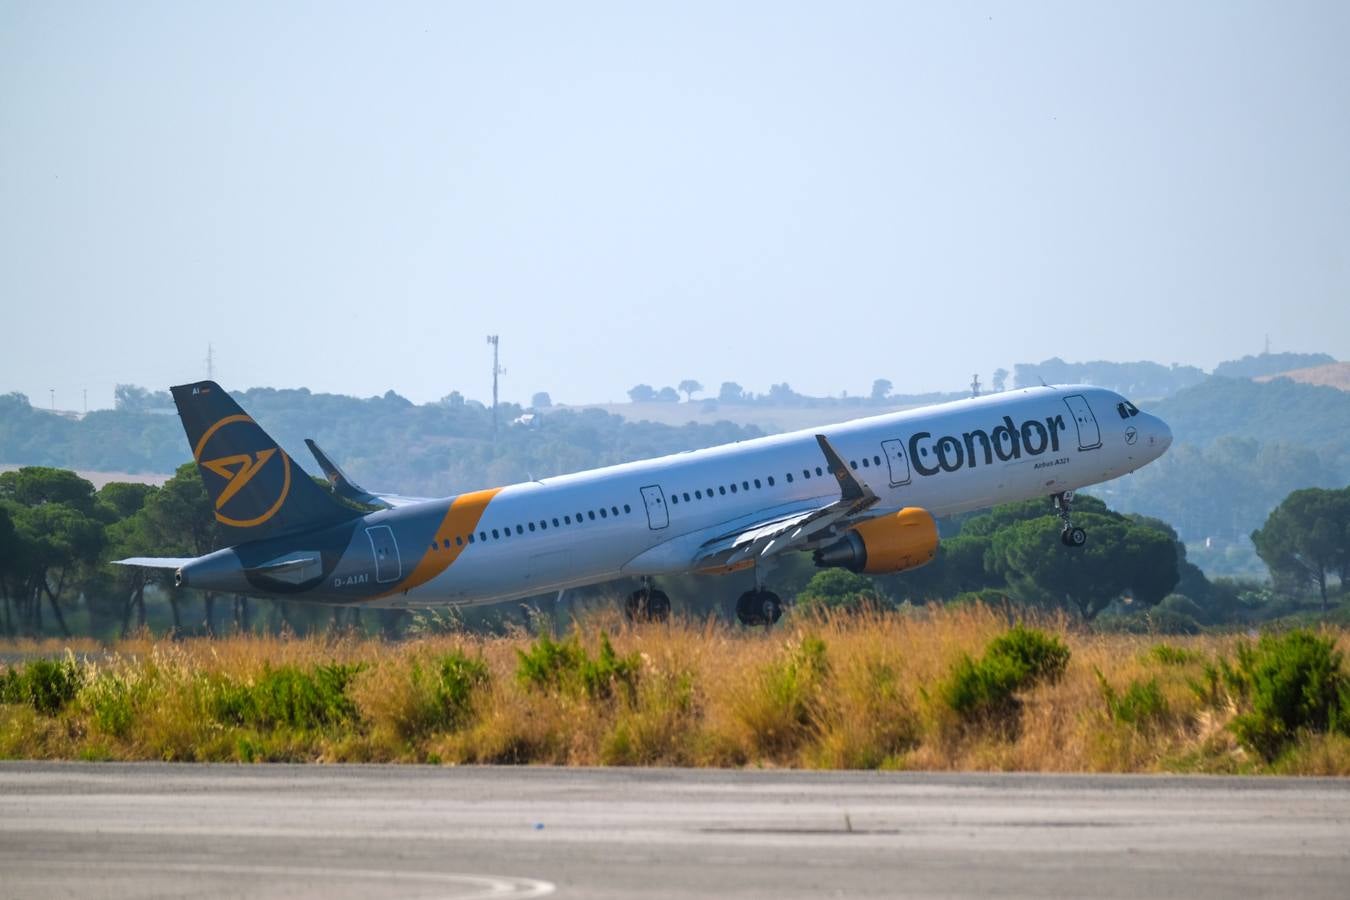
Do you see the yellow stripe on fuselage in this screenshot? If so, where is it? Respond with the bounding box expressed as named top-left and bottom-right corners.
top-left (391, 487), bottom-right (502, 595)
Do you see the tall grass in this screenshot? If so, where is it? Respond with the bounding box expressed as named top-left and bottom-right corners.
top-left (1, 605), bottom-right (1347, 773)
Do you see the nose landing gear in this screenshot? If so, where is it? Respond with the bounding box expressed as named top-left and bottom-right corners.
top-left (1053, 491), bottom-right (1087, 547)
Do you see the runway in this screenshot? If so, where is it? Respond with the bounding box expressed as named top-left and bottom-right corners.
top-left (1, 763), bottom-right (1347, 899)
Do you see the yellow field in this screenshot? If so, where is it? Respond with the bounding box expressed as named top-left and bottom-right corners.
top-left (2, 605), bottom-right (1348, 774)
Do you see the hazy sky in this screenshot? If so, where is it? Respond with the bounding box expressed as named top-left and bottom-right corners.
top-left (3, 2), bottom-right (1348, 410)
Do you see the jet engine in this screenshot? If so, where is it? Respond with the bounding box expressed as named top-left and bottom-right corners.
top-left (813, 508), bottom-right (938, 574)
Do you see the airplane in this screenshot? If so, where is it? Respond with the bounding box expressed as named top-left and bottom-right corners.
top-left (117, 380), bottom-right (1172, 625)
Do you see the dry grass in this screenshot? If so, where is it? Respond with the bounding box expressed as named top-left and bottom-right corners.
top-left (2, 605), bottom-right (1347, 773)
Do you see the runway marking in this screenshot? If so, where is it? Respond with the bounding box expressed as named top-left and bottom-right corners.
top-left (20, 861), bottom-right (556, 900)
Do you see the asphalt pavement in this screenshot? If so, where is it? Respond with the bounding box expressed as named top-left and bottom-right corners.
top-left (1, 763), bottom-right (1347, 899)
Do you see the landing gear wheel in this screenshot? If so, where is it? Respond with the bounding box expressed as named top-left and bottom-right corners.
top-left (735, 590), bottom-right (782, 627)
top-left (625, 587), bottom-right (672, 622)
top-left (1061, 526), bottom-right (1087, 548)
top-left (1052, 491), bottom-right (1086, 548)
top-left (647, 589), bottom-right (671, 622)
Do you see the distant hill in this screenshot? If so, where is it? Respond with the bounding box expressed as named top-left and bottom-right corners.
top-left (1212, 351), bottom-right (1336, 379)
top-left (1149, 376), bottom-right (1350, 458)
top-left (1254, 361), bottom-right (1350, 392)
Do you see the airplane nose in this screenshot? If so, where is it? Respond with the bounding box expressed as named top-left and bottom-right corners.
top-left (1153, 416), bottom-right (1172, 453)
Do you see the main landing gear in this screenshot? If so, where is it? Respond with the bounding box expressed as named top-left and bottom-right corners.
top-left (1053, 491), bottom-right (1087, 547)
top-left (735, 590), bottom-right (783, 628)
top-left (625, 578), bottom-right (671, 623)
top-left (735, 564), bottom-right (782, 628)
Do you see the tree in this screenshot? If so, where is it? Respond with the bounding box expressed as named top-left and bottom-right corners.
top-left (870, 379), bottom-right (892, 402)
top-left (678, 380), bottom-right (703, 402)
top-left (797, 569), bottom-right (887, 613)
top-left (531, 392), bottom-right (552, 409)
top-left (655, 386), bottom-right (679, 403)
top-left (992, 368), bottom-right (1009, 392)
top-left (627, 384), bottom-right (656, 403)
top-left (718, 382), bottom-right (745, 403)
top-left (1252, 487), bottom-right (1350, 611)
top-left (0, 468), bottom-right (107, 636)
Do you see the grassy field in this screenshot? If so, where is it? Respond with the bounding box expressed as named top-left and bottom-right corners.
top-left (2, 605), bottom-right (1348, 774)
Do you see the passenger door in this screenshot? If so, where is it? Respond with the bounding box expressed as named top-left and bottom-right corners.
top-left (1063, 394), bottom-right (1102, 451)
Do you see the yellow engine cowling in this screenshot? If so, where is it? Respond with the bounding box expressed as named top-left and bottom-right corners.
top-left (812, 508), bottom-right (939, 575)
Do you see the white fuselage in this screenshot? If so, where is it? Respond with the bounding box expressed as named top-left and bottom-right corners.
top-left (324, 385), bottom-right (1170, 608)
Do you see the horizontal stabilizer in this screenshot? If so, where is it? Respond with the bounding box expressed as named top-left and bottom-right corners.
top-left (113, 557), bottom-right (195, 569)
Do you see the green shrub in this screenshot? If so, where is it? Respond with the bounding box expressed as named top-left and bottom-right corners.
top-left (1148, 643), bottom-right (1203, 667)
top-left (84, 674), bottom-right (139, 738)
top-left (1098, 672), bottom-right (1169, 728)
top-left (985, 625), bottom-right (1070, 684)
top-left (204, 663), bottom-right (362, 730)
top-left (1219, 630), bottom-right (1350, 760)
top-left (0, 657), bottom-right (84, 715)
top-left (516, 632), bottom-right (639, 702)
top-left (938, 626), bottom-right (1070, 727)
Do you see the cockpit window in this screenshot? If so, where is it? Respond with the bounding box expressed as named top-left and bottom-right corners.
top-left (1116, 400), bottom-right (1141, 419)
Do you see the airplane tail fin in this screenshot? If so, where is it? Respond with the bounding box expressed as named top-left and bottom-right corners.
top-left (171, 381), bottom-right (359, 545)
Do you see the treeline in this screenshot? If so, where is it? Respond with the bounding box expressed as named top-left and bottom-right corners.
top-left (1, 460), bottom-right (1345, 641)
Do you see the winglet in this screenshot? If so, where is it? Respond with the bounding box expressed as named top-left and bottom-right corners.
top-left (815, 434), bottom-right (874, 505)
top-left (304, 439), bottom-right (386, 508)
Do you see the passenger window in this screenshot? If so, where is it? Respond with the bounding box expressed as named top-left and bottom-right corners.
top-left (850, 460), bottom-right (858, 470)
top-left (624, 504), bottom-right (632, 513)
top-left (802, 469), bottom-right (810, 479)
top-left (861, 458), bottom-right (869, 468)
top-left (683, 492), bottom-right (691, 502)
top-left (611, 506), bottom-right (619, 516)
top-left (443, 538), bottom-right (451, 548)
top-left (730, 483), bottom-right (737, 494)
top-left (455, 536), bottom-right (463, 547)
top-left (741, 480), bottom-right (749, 490)
top-left (478, 531), bottom-right (485, 542)
top-left (516, 525), bottom-right (524, 535)
top-left (719, 486), bottom-right (726, 495)
top-left (600, 508), bottom-right (607, 518)
top-left (873, 455), bottom-right (881, 466)
top-left (470, 533), bottom-right (478, 543)
top-left (767, 476), bottom-right (774, 486)
top-left (564, 515), bottom-right (572, 525)
top-left (695, 490), bottom-right (702, 499)
top-left (816, 466), bottom-right (823, 476)
top-left (492, 528), bottom-right (500, 539)
top-left (528, 522), bottom-right (536, 532)
top-left (588, 511), bottom-right (596, 520)
top-left (671, 494), bottom-right (679, 504)
top-left (553, 518), bottom-right (560, 527)
top-left (754, 478), bottom-right (761, 489)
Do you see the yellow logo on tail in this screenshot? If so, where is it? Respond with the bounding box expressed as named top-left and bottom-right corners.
top-left (195, 415), bottom-right (292, 528)
top-left (202, 449), bottom-right (277, 509)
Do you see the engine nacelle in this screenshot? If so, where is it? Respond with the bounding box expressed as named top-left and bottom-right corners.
top-left (813, 508), bottom-right (939, 575)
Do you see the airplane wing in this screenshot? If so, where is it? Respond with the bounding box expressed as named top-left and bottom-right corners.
top-left (691, 435), bottom-right (882, 571)
top-left (304, 439), bottom-right (432, 509)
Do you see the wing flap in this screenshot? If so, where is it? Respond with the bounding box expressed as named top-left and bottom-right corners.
top-left (692, 434), bottom-right (883, 570)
